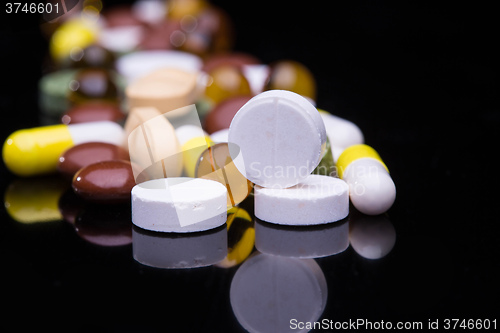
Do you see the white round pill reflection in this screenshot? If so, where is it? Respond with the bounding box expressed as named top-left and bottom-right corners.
top-left (254, 175), bottom-right (349, 225)
top-left (228, 90), bottom-right (326, 188)
top-left (131, 178), bottom-right (227, 233)
top-left (230, 253), bottom-right (327, 333)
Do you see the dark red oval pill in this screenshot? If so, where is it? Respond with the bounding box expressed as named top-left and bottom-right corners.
top-left (72, 160), bottom-right (135, 203)
top-left (58, 142), bottom-right (129, 178)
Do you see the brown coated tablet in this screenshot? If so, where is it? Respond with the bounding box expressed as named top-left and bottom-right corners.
top-left (72, 160), bottom-right (135, 203)
top-left (203, 95), bottom-right (251, 134)
top-left (58, 142), bottom-right (129, 178)
top-left (202, 52), bottom-right (260, 73)
top-left (61, 102), bottom-right (125, 125)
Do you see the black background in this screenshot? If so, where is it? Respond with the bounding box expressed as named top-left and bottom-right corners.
top-left (0, 1), bottom-right (498, 331)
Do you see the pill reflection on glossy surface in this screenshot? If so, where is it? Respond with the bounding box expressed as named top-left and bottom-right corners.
top-left (2, 121), bottom-right (125, 177)
top-left (75, 204), bottom-right (133, 247)
top-left (4, 177), bottom-right (69, 224)
top-left (216, 207), bottom-right (255, 268)
top-left (255, 217), bottom-right (349, 258)
top-left (132, 224), bottom-right (227, 269)
top-left (337, 144), bottom-right (396, 215)
top-left (230, 253), bottom-right (327, 333)
top-left (349, 213), bottom-right (396, 259)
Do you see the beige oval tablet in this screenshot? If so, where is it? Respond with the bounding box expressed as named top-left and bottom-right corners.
top-left (126, 68), bottom-right (199, 118)
top-left (128, 111), bottom-right (183, 181)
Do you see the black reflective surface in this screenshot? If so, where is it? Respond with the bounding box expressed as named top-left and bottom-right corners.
top-left (1, 1), bottom-right (498, 331)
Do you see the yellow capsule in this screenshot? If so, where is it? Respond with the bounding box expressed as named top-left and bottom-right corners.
top-left (335, 144), bottom-right (388, 179)
top-left (3, 125), bottom-right (73, 177)
top-left (50, 19), bottom-right (98, 62)
top-left (2, 122), bottom-right (125, 177)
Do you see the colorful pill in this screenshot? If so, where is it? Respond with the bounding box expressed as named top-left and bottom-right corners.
top-left (176, 124), bottom-right (213, 178)
top-left (2, 121), bottom-right (125, 177)
top-left (57, 142), bottom-right (129, 178)
top-left (127, 109), bottom-right (183, 182)
top-left (49, 18), bottom-right (98, 62)
top-left (203, 95), bottom-right (252, 134)
top-left (336, 144), bottom-right (396, 215)
top-left (72, 160), bottom-right (136, 203)
top-left (195, 142), bottom-right (253, 208)
top-left (228, 90), bottom-right (326, 188)
top-left (264, 60), bottom-right (316, 101)
top-left (204, 65), bottom-right (252, 105)
top-left (61, 102), bottom-right (125, 125)
top-left (125, 68), bottom-right (199, 118)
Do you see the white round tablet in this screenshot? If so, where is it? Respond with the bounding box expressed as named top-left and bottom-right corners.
top-left (131, 178), bottom-right (227, 233)
top-left (230, 253), bottom-right (327, 333)
top-left (228, 90), bottom-right (326, 188)
top-left (254, 175), bottom-right (349, 225)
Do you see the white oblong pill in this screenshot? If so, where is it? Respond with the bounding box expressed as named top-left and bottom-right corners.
top-left (343, 158), bottom-right (396, 216)
top-left (131, 177), bottom-right (227, 233)
top-left (229, 90), bottom-right (326, 188)
top-left (254, 174), bottom-right (349, 225)
top-left (68, 121), bottom-right (125, 147)
top-left (116, 50), bottom-right (202, 83)
top-left (319, 111), bottom-right (364, 161)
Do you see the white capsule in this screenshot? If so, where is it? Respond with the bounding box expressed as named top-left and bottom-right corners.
top-left (319, 110), bottom-right (364, 161)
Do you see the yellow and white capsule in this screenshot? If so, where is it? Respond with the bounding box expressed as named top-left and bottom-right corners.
top-left (336, 144), bottom-right (396, 215)
top-left (3, 121), bottom-right (125, 177)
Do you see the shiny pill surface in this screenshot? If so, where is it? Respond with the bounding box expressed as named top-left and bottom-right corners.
top-left (72, 160), bottom-right (136, 203)
top-left (58, 142), bottom-right (129, 178)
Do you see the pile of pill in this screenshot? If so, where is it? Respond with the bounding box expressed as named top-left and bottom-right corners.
top-left (2, 0), bottom-right (396, 248)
